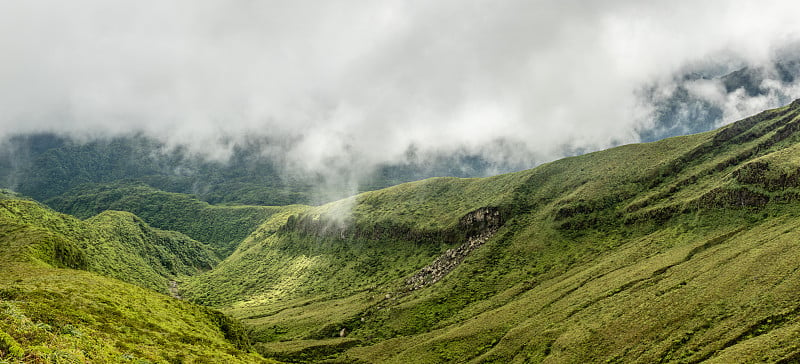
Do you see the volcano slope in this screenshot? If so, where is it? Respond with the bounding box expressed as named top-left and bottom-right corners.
top-left (180, 99), bottom-right (800, 363)
top-left (0, 192), bottom-right (271, 362)
top-left (5, 100), bottom-right (800, 363)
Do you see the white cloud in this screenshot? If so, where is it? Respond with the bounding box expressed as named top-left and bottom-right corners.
top-left (2, 0), bottom-right (800, 181)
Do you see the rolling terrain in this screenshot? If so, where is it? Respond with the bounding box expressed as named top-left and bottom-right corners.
top-left (44, 182), bottom-right (284, 255)
top-left (0, 192), bottom-right (270, 362)
top-left (184, 99), bottom-right (800, 362)
top-left (4, 100), bottom-right (800, 362)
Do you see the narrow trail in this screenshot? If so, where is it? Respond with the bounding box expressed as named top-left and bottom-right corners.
top-left (169, 280), bottom-right (182, 299)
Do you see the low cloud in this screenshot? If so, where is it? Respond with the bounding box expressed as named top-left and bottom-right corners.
top-left (641, 53), bottom-right (800, 142)
top-left (2, 0), bottom-right (800, 197)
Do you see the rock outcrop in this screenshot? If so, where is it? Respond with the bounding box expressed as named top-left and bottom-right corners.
top-left (405, 228), bottom-right (497, 291)
top-left (405, 207), bottom-right (504, 291)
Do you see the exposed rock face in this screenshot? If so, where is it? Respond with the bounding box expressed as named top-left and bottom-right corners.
top-left (284, 206), bottom-right (505, 292)
top-left (405, 228), bottom-right (497, 291)
top-left (169, 280), bottom-right (182, 299)
top-left (283, 211), bottom-right (459, 245)
top-left (457, 206), bottom-right (503, 237)
top-left (405, 207), bottom-right (503, 291)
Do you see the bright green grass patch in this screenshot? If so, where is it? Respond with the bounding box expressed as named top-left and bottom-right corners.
top-left (0, 199), bottom-right (218, 294)
top-left (0, 263), bottom-right (273, 363)
top-left (195, 101), bottom-right (800, 362)
top-left (46, 182), bottom-right (283, 255)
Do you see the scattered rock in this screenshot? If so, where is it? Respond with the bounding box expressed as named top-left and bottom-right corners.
top-left (405, 227), bottom-right (498, 291)
top-left (168, 280), bottom-right (182, 299)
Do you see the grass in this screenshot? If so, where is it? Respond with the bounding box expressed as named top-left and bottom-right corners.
top-left (0, 263), bottom-right (272, 363)
top-left (46, 182), bottom-right (283, 255)
top-left (337, 210), bottom-right (800, 363)
top-left (6, 101), bottom-right (800, 362)
top-left (0, 200), bottom-right (274, 362)
top-left (0, 199), bottom-right (220, 295)
top-left (180, 100), bottom-right (800, 362)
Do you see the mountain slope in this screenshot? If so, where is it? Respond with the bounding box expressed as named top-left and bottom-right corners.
top-left (0, 197), bottom-right (218, 294)
top-left (6, 100), bottom-right (800, 362)
top-left (0, 198), bottom-right (271, 362)
top-left (0, 133), bottom-right (309, 206)
top-left (0, 264), bottom-right (269, 362)
top-left (0, 132), bottom-right (525, 210)
top-left (183, 100), bottom-right (800, 362)
top-left (46, 182), bottom-right (284, 255)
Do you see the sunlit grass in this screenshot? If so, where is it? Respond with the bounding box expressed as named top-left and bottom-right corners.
top-left (6, 102), bottom-right (800, 362)
top-left (188, 102), bottom-right (800, 362)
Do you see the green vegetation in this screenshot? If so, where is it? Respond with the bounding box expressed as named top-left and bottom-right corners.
top-left (0, 264), bottom-right (270, 362)
top-left (179, 100), bottom-right (800, 362)
top-left (6, 101), bottom-right (800, 362)
top-left (0, 133), bottom-right (311, 206)
top-left (46, 182), bottom-right (283, 255)
top-left (0, 200), bottom-right (271, 362)
top-left (0, 199), bottom-right (219, 293)
top-left (0, 132), bottom-right (504, 209)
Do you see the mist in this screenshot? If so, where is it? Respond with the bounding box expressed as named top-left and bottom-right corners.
top-left (3, 0), bottom-right (800, 199)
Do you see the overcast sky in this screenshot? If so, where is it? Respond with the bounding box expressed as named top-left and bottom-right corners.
top-left (2, 1), bottom-right (800, 178)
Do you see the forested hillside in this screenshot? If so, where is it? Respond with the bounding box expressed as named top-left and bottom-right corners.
top-left (5, 101), bottom-right (800, 362)
top-left (45, 182), bottom-right (284, 255)
top-left (0, 133), bottom-right (310, 206)
top-left (0, 133), bottom-right (508, 210)
top-left (0, 197), bottom-right (269, 362)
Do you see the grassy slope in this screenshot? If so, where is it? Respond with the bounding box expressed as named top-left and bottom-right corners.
top-left (0, 200), bottom-right (272, 362)
top-left (181, 172), bottom-right (531, 343)
top-left (46, 182), bottom-right (283, 255)
top-left (0, 198), bottom-right (218, 294)
top-left (0, 264), bottom-right (271, 363)
top-left (186, 100), bottom-right (800, 362)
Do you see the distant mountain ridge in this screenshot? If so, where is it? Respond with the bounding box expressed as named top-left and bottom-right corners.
top-left (641, 59), bottom-right (800, 142)
top-left (0, 132), bottom-right (511, 208)
top-left (5, 100), bottom-right (800, 362)
top-left (4, 59), bottom-right (799, 213)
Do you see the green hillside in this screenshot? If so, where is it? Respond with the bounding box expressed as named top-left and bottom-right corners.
top-left (6, 100), bottom-right (800, 362)
top-left (0, 132), bottom-right (517, 209)
top-left (0, 133), bottom-right (310, 206)
top-left (180, 99), bottom-right (800, 362)
top-left (0, 199), bottom-right (270, 362)
top-left (46, 182), bottom-right (284, 255)
top-left (0, 198), bottom-right (219, 293)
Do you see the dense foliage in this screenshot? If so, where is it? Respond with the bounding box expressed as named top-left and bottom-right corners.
top-left (0, 200), bottom-right (270, 362)
top-left (0, 199), bottom-right (218, 293)
top-left (181, 100), bottom-right (800, 362)
top-left (0, 133), bottom-right (311, 206)
top-left (46, 182), bottom-right (283, 255)
top-left (0, 133), bottom-right (512, 210)
top-left (6, 101), bottom-right (800, 362)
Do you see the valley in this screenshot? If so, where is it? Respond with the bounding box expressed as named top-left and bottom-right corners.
top-left (5, 100), bottom-right (800, 362)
